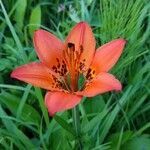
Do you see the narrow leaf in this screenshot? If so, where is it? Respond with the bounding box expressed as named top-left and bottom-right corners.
top-left (29, 5), bottom-right (41, 38)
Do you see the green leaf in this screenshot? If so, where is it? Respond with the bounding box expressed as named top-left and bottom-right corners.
top-left (82, 109), bottom-right (108, 133)
top-left (91, 143), bottom-right (111, 150)
top-left (0, 91), bottom-right (41, 125)
top-left (109, 131), bottom-right (134, 150)
top-left (0, 0), bottom-right (28, 63)
top-left (29, 5), bottom-right (41, 38)
top-left (0, 128), bottom-right (25, 149)
top-left (133, 122), bottom-right (150, 137)
top-left (15, 0), bottom-right (27, 30)
top-left (122, 135), bottom-right (150, 150)
top-left (0, 105), bottom-right (35, 149)
top-left (85, 95), bottom-right (106, 113)
top-left (54, 115), bottom-right (76, 137)
top-left (99, 86), bottom-right (133, 143)
top-left (0, 58), bottom-right (12, 71)
top-left (34, 88), bottom-right (49, 129)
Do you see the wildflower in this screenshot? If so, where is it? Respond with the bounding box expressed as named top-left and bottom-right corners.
top-left (11, 22), bottom-right (126, 116)
top-left (57, 4), bottom-right (65, 13)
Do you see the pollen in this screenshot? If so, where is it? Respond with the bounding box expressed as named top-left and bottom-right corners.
top-left (86, 68), bottom-right (95, 80)
top-left (79, 59), bottom-right (86, 71)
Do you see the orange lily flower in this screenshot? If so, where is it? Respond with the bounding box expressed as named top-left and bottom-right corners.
top-left (11, 22), bottom-right (126, 116)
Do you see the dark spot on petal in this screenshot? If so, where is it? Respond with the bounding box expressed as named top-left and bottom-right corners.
top-left (92, 70), bottom-right (95, 74)
top-left (68, 42), bottom-right (74, 48)
top-left (56, 58), bottom-right (59, 62)
top-left (80, 45), bottom-right (83, 53)
top-left (57, 63), bottom-right (60, 68)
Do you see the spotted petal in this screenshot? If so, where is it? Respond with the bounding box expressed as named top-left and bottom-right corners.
top-left (65, 22), bottom-right (96, 72)
top-left (11, 62), bottom-right (62, 91)
top-left (34, 30), bottom-right (68, 76)
top-left (77, 73), bottom-right (122, 97)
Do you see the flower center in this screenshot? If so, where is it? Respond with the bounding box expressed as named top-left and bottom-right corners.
top-left (63, 43), bottom-right (85, 92)
top-left (51, 43), bottom-right (96, 92)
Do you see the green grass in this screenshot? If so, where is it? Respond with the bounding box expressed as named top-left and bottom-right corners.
top-left (0, 0), bottom-right (150, 149)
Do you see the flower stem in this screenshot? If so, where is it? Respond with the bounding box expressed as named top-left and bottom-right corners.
top-left (72, 106), bottom-right (82, 149)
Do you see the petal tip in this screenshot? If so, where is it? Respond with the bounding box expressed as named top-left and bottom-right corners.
top-left (76, 21), bottom-right (90, 28)
top-left (49, 111), bottom-right (55, 117)
top-left (115, 81), bottom-right (122, 91)
top-left (33, 29), bottom-right (48, 39)
top-left (45, 93), bottom-right (55, 116)
top-left (78, 21), bottom-right (88, 25)
top-left (34, 29), bottom-right (44, 34)
top-left (33, 29), bottom-right (40, 36)
top-left (10, 70), bottom-right (17, 78)
top-left (118, 38), bottom-right (127, 45)
top-left (10, 67), bottom-right (26, 80)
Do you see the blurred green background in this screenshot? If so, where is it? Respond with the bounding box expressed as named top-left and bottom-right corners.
top-left (0, 0), bottom-right (150, 149)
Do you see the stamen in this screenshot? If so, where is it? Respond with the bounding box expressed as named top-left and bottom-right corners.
top-left (61, 77), bottom-right (71, 91)
top-left (63, 43), bottom-right (85, 91)
top-left (86, 68), bottom-right (95, 80)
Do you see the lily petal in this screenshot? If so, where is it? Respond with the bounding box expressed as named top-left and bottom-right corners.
top-left (11, 62), bottom-right (62, 91)
top-left (65, 22), bottom-right (95, 72)
top-left (90, 39), bottom-right (126, 74)
top-left (45, 91), bottom-right (82, 116)
top-left (77, 73), bottom-right (122, 97)
top-left (33, 29), bottom-right (65, 70)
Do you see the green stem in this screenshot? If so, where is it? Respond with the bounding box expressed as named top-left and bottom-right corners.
top-left (72, 106), bottom-right (82, 149)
